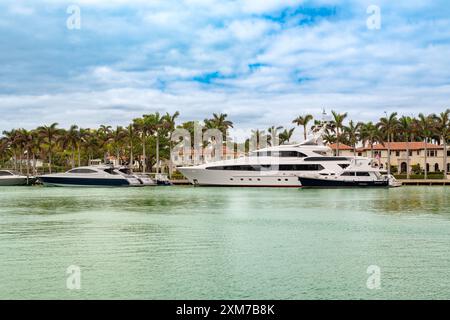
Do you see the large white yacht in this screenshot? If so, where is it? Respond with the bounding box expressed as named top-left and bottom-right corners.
top-left (178, 128), bottom-right (354, 187)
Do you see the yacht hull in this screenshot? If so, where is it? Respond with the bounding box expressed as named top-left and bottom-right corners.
top-left (40, 177), bottom-right (133, 187)
top-left (178, 168), bottom-right (301, 187)
top-left (0, 177), bottom-right (29, 186)
top-left (299, 177), bottom-right (389, 188)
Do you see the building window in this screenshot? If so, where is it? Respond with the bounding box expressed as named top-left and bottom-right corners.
top-left (396, 151), bottom-right (400, 157)
top-left (427, 150), bottom-right (437, 157)
top-left (417, 151), bottom-right (420, 156)
top-left (409, 151), bottom-right (412, 156)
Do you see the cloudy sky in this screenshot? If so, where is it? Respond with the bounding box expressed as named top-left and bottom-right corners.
top-left (1, 0), bottom-right (449, 140)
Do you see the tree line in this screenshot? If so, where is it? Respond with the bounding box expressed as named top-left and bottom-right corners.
top-left (0, 109), bottom-right (449, 178)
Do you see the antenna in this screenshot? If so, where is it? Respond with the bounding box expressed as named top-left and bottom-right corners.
top-left (321, 108), bottom-right (327, 122)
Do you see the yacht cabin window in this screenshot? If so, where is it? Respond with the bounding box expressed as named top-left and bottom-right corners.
top-left (68, 168), bottom-right (97, 174)
top-left (304, 157), bottom-right (350, 162)
top-left (356, 172), bottom-right (371, 176)
top-left (206, 164), bottom-right (324, 171)
top-left (253, 151), bottom-right (307, 158)
top-left (0, 171), bottom-right (13, 176)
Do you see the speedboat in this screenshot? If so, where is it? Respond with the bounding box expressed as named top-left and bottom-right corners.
top-left (39, 166), bottom-right (141, 187)
top-left (116, 167), bottom-right (157, 186)
top-left (385, 174), bottom-right (402, 187)
top-left (154, 173), bottom-right (172, 186)
top-left (178, 127), bottom-right (353, 187)
top-left (298, 158), bottom-right (399, 188)
top-left (0, 170), bottom-right (34, 186)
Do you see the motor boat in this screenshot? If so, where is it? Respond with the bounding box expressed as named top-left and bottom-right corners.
top-left (178, 127), bottom-right (354, 187)
top-left (154, 173), bottom-right (172, 186)
top-left (0, 170), bottom-right (34, 186)
top-left (385, 174), bottom-right (403, 187)
top-left (298, 158), bottom-right (401, 188)
top-left (39, 166), bottom-right (141, 187)
top-left (115, 167), bottom-right (157, 186)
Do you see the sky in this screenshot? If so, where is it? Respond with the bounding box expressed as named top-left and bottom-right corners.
top-left (1, 0), bottom-right (450, 141)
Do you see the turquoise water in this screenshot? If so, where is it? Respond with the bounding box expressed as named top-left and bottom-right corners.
top-left (0, 186), bottom-right (449, 300)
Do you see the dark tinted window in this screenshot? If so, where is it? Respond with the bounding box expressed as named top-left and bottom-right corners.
top-left (341, 172), bottom-right (355, 176)
top-left (206, 164), bottom-right (323, 171)
top-left (103, 168), bottom-right (119, 175)
top-left (304, 157), bottom-right (350, 162)
top-left (278, 151), bottom-right (307, 157)
top-left (356, 172), bottom-right (371, 176)
top-left (256, 151), bottom-right (306, 157)
top-left (278, 164), bottom-right (324, 171)
top-left (0, 171), bottom-right (13, 176)
top-left (338, 164), bottom-right (350, 169)
top-left (68, 169), bottom-right (97, 174)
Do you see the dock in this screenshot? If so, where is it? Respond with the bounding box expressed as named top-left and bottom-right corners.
top-left (170, 180), bottom-right (191, 185)
top-left (399, 179), bottom-right (450, 186)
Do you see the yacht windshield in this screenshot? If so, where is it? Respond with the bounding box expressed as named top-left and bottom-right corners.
top-left (68, 168), bottom-right (97, 174)
top-left (0, 170), bottom-right (14, 176)
top-left (104, 168), bottom-right (119, 175)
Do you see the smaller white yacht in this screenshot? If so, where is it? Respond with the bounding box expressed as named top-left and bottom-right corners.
top-left (39, 166), bottom-right (141, 187)
top-left (116, 167), bottom-right (157, 186)
top-left (0, 170), bottom-right (33, 186)
top-left (298, 158), bottom-right (401, 188)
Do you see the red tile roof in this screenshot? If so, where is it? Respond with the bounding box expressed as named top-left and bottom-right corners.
top-left (328, 143), bottom-right (354, 150)
top-left (360, 142), bottom-right (443, 151)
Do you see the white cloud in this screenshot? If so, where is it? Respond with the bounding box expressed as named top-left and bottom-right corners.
top-left (1, 0), bottom-right (450, 136)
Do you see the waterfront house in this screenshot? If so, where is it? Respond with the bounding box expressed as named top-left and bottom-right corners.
top-left (329, 142), bottom-right (449, 174)
top-left (173, 145), bottom-right (244, 166)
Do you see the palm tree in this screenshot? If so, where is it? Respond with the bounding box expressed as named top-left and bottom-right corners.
top-left (1, 130), bottom-right (18, 171)
top-left (415, 113), bottom-right (435, 179)
top-left (331, 111), bottom-right (348, 156)
top-left (322, 130), bottom-right (336, 145)
top-left (125, 124), bottom-right (136, 168)
top-left (377, 112), bottom-right (398, 175)
top-left (204, 113), bottom-right (234, 138)
top-left (29, 130), bottom-right (42, 175)
top-left (77, 128), bottom-right (88, 167)
top-left (98, 125), bottom-right (113, 164)
top-left (18, 129), bottom-right (34, 179)
top-left (37, 123), bottom-right (60, 173)
top-left (163, 111), bottom-right (180, 177)
top-left (279, 128), bottom-right (295, 145)
top-left (249, 129), bottom-right (266, 150)
top-left (292, 114), bottom-right (313, 140)
top-left (84, 130), bottom-right (100, 164)
top-left (267, 126), bottom-right (283, 146)
top-left (434, 109), bottom-right (449, 179)
top-left (142, 112), bottom-right (165, 173)
top-left (360, 122), bottom-right (384, 160)
top-left (133, 118), bottom-right (147, 172)
top-left (112, 126), bottom-right (126, 166)
top-left (57, 125), bottom-right (80, 169)
top-left (398, 116), bottom-right (413, 178)
top-left (343, 120), bottom-right (361, 157)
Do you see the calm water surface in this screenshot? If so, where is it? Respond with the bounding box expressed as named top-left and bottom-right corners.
top-left (0, 186), bottom-right (449, 299)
